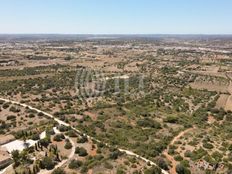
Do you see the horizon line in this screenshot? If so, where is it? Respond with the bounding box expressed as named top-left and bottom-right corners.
top-left (0, 33), bottom-right (232, 36)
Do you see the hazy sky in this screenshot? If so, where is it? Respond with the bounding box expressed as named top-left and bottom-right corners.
top-left (0, 0), bottom-right (231, 34)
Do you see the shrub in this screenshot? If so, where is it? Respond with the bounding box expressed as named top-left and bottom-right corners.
top-left (9, 106), bottom-right (20, 113)
top-left (116, 169), bottom-right (126, 174)
top-left (68, 160), bottom-right (82, 169)
top-left (6, 115), bottom-right (16, 120)
top-left (75, 147), bottom-right (88, 156)
top-left (28, 113), bottom-right (35, 118)
top-left (53, 134), bottom-right (65, 142)
top-left (203, 142), bottom-right (214, 149)
top-left (155, 157), bottom-right (168, 170)
top-left (31, 133), bottom-right (40, 140)
top-left (38, 112), bottom-right (44, 117)
top-left (77, 136), bottom-right (88, 143)
top-left (165, 116), bottom-right (179, 123)
top-left (184, 150), bottom-right (192, 158)
top-left (40, 157), bottom-right (55, 170)
top-left (109, 150), bottom-right (122, 160)
top-left (180, 160), bottom-right (190, 168)
top-left (176, 164), bottom-right (191, 174)
top-left (174, 155), bottom-right (183, 161)
top-left (190, 148), bottom-right (208, 161)
top-left (137, 118), bottom-right (161, 129)
top-left (58, 125), bottom-right (69, 132)
top-left (52, 168), bottom-right (66, 174)
top-left (66, 130), bottom-right (77, 137)
top-left (212, 151), bottom-right (223, 162)
top-left (64, 141), bottom-right (72, 149)
top-left (40, 137), bottom-right (51, 147)
top-left (46, 128), bottom-right (55, 135)
top-left (2, 103), bottom-right (10, 109)
top-left (144, 166), bottom-right (162, 174)
top-left (104, 162), bottom-right (113, 169)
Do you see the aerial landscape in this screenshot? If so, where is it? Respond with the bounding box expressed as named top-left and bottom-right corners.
top-left (0, 1), bottom-right (232, 174)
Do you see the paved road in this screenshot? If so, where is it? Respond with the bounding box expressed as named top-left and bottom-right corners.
top-left (0, 97), bottom-right (169, 174)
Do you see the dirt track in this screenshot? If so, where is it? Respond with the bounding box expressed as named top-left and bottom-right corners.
top-left (163, 128), bottom-right (195, 174)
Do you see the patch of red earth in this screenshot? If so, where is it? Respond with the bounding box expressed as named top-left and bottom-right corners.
top-left (207, 115), bottom-right (216, 124)
top-left (163, 150), bottom-right (177, 174)
top-left (89, 147), bottom-right (97, 157)
top-left (87, 169), bottom-right (93, 174)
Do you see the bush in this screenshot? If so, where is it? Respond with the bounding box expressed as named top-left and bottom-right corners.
top-left (40, 137), bottom-right (51, 147)
top-left (52, 168), bottom-right (66, 174)
top-left (53, 134), bottom-right (65, 142)
top-left (184, 150), bottom-right (192, 158)
top-left (46, 128), bottom-right (55, 135)
top-left (31, 133), bottom-right (40, 140)
top-left (9, 106), bottom-right (20, 113)
top-left (40, 157), bottom-right (55, 170)
top-left (144, 166), bottom-right (162, 174)
top-left (109, 150), bottom-right (122, 160)
top-left (228, 144), bottom-right (232, 151)
top-left (203, 142), bottom-right (214, 149)
top-left (2, 103), bottom-right (10, 109)
top-left (116, 169), bottom-right (126, 174)
top-left (104, 161), bottom-right (113, 169)
top-left (28, 113), bottom-right (35, 118)
top-left (75, 147), bottom-right (88, 156)
top-left (64, 141), bottom-right (72, 149)
top-left (95, 154), bottom-right (104, 160)
top-left (180, 160), bottom-right (190, 168)
top-left (68, 160), bottom-right (82, 169)
top-left (38, 112), bottom-right (44, 117)
top-left (58, 125), bottom-right (69, 132)
top-left (66, 130), bottom-right (77, 137)
top-left (174, 155), bottom-right (184, 161)
top-left (6, 115), bottom-right (16, 120)
top-left (165, 116), bottom-right (179, 123)
top-left (137, 118), bottom-right (161, 129)
top-left (190, 148), bottom-right (208, 161)
top-left (77, 136), bottom-right (88, 143)
top-left (176, 164), bottom-right (191, 174)
top-left (80, 165), bottom-right (88, 173)
top-left (212, 151), bottom-right (223, 162)
top-left (155, 157), bottom-right (168, 170)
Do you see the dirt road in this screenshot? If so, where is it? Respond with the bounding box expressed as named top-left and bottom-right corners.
top-left (163, 127), bottom-right (194, 174)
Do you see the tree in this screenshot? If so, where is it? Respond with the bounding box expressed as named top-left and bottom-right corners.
top-left (156, 157), bottom-right (168, 170)
top-left (144, 166), bottom-right (162, 174)
top-left (53, 134), bottom-right (65, 142)
top-left (31, 133), bottom-right (40, 140)
top-left (12, 150), bottom-right (20, 167)
top-left (77, 136), bottom-right (88, 143)
top-left (75, 147), bottom-right (88, 156)
top-left (116, 169), bottom-right (126, 174)
top-left (52, 168), bottom-right (66, 174)
top-left (40, 137), bottom-right (51, 148)
top-left (68, 160), bottom-right (82, 169)
top-left (41, 157), bottom-right (55, 170)
top-left (109, 150), bottom-right (121, 160)
top-left (64, 141), bottom-right (72, 149)
top-left (176, 164), bottom-right (191, 174)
